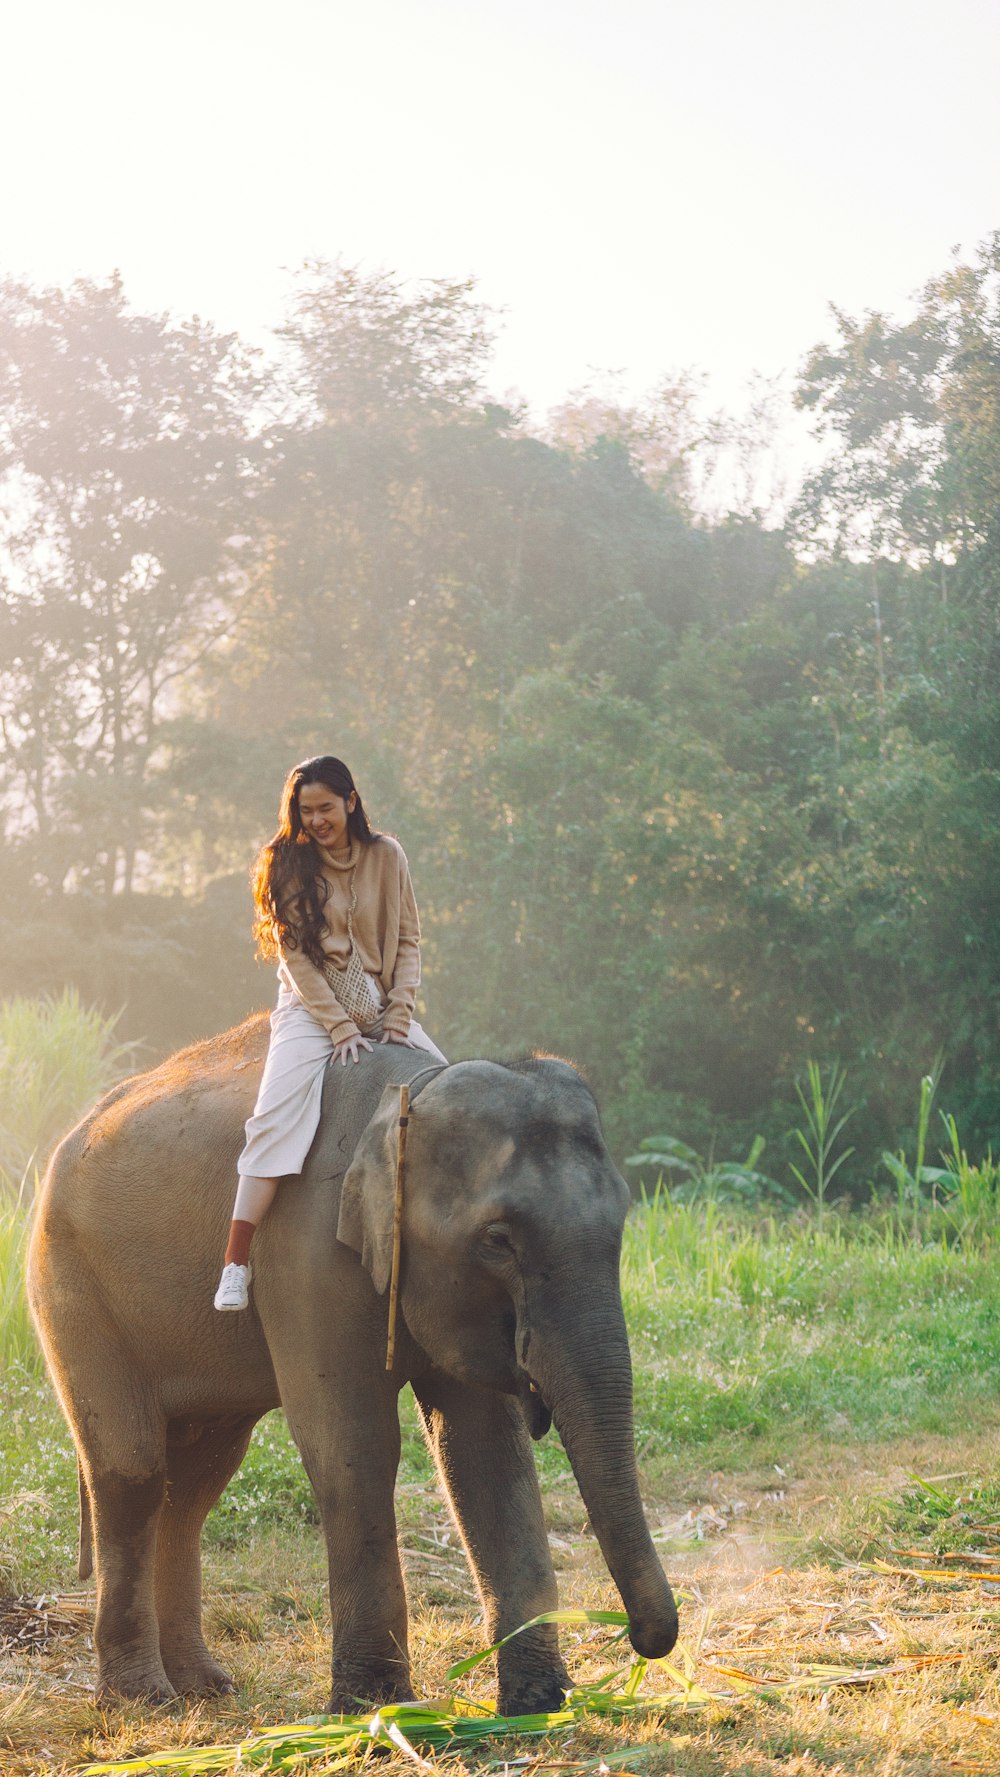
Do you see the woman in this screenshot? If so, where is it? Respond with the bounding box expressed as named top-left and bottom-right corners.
top-left (214, 755), bottom-right (446, 1311)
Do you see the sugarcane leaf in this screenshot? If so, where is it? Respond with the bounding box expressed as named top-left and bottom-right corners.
top-left (446, 1609), bottom-right (629, 1679)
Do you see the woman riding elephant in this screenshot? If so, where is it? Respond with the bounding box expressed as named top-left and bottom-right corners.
top-left (28, 1037), bottom-right (680, 1710)
top-left (215, 755), bottom-right (446, 1311)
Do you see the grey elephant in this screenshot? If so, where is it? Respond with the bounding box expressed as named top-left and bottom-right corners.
top-left (27, 1020), bottom-right (678, 1713)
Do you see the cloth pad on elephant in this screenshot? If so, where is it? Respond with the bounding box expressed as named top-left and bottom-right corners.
top-left (297, 1046), bottom-right (445, 1189)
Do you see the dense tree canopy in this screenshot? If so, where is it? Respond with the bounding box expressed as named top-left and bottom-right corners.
top-left (1, 246), bottom-right (997, 1184)
top-left (0, 274), bottom-right (263, 896)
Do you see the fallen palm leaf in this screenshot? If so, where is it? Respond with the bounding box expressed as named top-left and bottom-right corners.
top-left (869, 1558), bottom-right (1000, 1585)
top-left (445, 1608), bottom-right (634, 1679)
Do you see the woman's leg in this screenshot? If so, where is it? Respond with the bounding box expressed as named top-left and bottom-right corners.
top-left (216, 1176), bottom-right (278, 1307)
top-left (406, 1021), bottom-right (448, 1064)
top-left (231, 1174), bottom-right (279, 1230)
top-left (216, 992), bottom-right (335, 1308)
top-left (222, 1175), bottom-right (278, 1266)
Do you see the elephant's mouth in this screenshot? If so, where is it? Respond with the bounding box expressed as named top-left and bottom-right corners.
top-left (518, 1373), bottom-right (552, 1441)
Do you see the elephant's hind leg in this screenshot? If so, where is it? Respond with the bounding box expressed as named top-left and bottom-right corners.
top-left (31, 1244), bottom-right (173, 1699)
top-left (89, 1462), bottom-right (172, 1700)
top-left (81, 1421), bottom-right (173, 1700)
top-left (155, 1413), bottom-right (259, 1695)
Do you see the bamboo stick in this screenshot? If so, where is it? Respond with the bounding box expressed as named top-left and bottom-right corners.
top-left (386, 1083), bottom-right (409, 1371)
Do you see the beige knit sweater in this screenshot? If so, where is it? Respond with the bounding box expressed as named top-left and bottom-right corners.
top-left (277, 835), bottom-right (421, 1044)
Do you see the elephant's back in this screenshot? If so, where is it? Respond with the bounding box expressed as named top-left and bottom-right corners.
top-left (300, 1045), bottom-right (447, 1186)
top-left (29, 1014), bottom-right (280, 1412)
top-left (33, 1015), bottom-right (272, 1239)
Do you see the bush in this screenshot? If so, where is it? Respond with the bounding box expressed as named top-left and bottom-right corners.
top-left (0, 988), bottom-right (138, 1193)
top-left (0, 1191), bottom-right (42, 1374)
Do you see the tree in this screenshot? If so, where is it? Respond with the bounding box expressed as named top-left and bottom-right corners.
top-left (0, 274), bottom-right (263, 894)
top-left (794, 233), bottom-right (1000, 569)
top-left (547, 371), bottom-right (714, 512)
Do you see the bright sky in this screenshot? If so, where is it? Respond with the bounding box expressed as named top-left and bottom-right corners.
top-left (3, 0), bottom-right (998, 442)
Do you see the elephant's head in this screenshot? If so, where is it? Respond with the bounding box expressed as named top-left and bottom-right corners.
top-left (337, 1057), bottom-right (678, 1661)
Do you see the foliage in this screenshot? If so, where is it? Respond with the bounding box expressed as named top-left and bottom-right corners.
top-left (0, 243), bottom-right (998, 1173)
top-left (0, 988), bottom-right (138, 1191)
top-left (794, 231), bottom-right (1000, 563)
top-left (0, 273), bottom-right (263, 898)
top-left (624, 1140), bottom-right (793, 1207)
top-left (788, 1060), bottom-right (856, 1216)
top-left (881, 1066), bottom-right (947, 1224)
top-left (932, 1117), bottom-right (1000, 1242)
top-left (0, 1190), bottom-right (38, 1375)
top-left (884, 1105), bottom-right (1000, 1248)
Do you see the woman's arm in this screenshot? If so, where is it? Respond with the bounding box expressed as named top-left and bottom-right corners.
top-left (279, 942), bottom-right (364, 1047)
top-left (381, 848), bottom-right (421, 1038)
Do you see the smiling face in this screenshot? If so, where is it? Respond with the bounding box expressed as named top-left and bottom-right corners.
top-left (297, 780), bottom-right (357, 849)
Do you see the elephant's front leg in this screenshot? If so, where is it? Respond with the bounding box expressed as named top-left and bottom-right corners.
top-left (413, 1377), bottom-right (570, 1715)
top-left (283, 1387), bottom-right (411, 1711)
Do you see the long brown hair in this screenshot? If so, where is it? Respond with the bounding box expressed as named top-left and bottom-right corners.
top-left (252, 756), bottom-right (379, 967)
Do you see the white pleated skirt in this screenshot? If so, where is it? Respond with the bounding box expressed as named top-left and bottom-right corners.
top-left (238, 982), bottom-right (447, 1179)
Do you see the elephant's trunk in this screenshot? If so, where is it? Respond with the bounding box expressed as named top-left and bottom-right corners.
top-left (522, 1267), bottom-right (678, 1660)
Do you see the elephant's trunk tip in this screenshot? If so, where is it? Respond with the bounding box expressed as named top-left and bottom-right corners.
top-left (628, 1599), bottom-right (680, 1660)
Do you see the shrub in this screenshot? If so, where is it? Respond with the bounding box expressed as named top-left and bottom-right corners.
top-left (0, 988), bottom-right (138, 1194)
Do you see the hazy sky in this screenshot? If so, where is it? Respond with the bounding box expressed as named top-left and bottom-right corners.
top-left (3, 0), bottom-right (998, 428)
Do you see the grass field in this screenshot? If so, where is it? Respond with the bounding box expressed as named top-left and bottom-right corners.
top-left (5, 1185), bottom-right (1000, 1776)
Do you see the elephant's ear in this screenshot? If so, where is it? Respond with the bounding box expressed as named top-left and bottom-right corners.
top-left (336, 1087), bottom-right (400, 1294)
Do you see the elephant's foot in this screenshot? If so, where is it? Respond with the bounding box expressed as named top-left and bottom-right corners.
top-left (328, 1655), bottom-right (414, 1715)
top-left (97, 1660), bottom-right (178, 1705)
top-left (498, 1660), bottom-right (571, 1718)
top-left (162, 1646), bottom-right (236, 1696)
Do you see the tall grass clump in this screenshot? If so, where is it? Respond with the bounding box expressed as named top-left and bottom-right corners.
top-left (0, 991), bottom-right (139, 1376)
top-left (884, 1109), bottom-right (1000, 1249)
top-left (788, 1059), bottom-right (856, 1219)
top-left (932, 1116), bottom-right (1000, 1243)
top-left (0, 1181), bottom-right (42, 1373)
top-left (0, 988), bottom-right (138, 1195)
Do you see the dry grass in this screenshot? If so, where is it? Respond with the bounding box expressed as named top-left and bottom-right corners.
top-left (5, 1438), bottom-right (1000, 1776)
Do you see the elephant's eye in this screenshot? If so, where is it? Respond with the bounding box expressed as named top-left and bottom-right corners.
top-left (479, 1223), bottom-right (514, 1259)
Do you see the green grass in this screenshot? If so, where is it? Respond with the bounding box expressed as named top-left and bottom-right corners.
top-left (619, 1193), bottom-right (1000, 1472)
top-left (0, 987), bottom-right (138, 1193)
top-left (0, 1187), bottom-right (38, 1376)
top-left (856, 1469), bottom-right (1000, 1557)
top-left (0, 1361), bottom-right (79, 1592)
top-left (6, 1187), bottom-right (1000, 1592)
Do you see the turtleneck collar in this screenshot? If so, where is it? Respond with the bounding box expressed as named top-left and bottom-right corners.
top-left (316, 838), bottom-right (357, 871)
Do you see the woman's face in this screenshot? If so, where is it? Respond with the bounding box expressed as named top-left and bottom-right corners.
top-left (297, 781), bottom-right (356, 849)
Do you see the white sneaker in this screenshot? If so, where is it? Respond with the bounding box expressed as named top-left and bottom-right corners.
top-left (214, 1262), bottom-right (251, 1311)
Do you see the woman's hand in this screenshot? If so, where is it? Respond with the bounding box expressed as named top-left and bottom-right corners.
top-left (380, 1029), bottom-right (417, 1048)
top-left (332, 1035), bottom-right (374, 1066)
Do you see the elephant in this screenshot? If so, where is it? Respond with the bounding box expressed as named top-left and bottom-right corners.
top-left (27, 1016), bottom-right (678, 1714)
